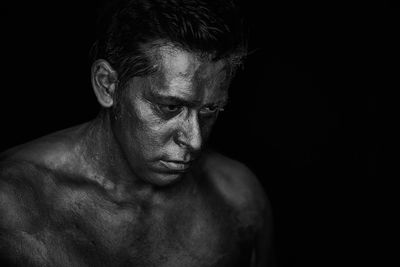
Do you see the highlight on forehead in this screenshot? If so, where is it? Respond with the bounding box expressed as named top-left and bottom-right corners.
top-left (140, 40), bottom-right (245, 77)
top-left (159, 45), bottom-right (201, 77)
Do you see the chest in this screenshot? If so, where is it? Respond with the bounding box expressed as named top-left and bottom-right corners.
top-left (53, 191), bottom-right (254, 267)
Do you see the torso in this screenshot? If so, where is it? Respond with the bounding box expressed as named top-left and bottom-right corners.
top-left (44, 168), bottom-right (255, 267)
top-left (0, 126), bottom-right (264, 267)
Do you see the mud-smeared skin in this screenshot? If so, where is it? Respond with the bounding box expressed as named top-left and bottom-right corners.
top-left (0, 45), bottom-right (272, 266)
top-left (0, 144), bottom-right (267, 267)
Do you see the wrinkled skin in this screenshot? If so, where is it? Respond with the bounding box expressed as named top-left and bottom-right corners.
top-left (0, 44), bottom-right (274, 267)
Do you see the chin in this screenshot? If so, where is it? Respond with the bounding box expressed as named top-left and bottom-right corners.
top-left (144, 172), bottom-right (184, 187)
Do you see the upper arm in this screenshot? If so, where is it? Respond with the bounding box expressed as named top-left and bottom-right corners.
top-left (0, 166), bottom-right (43, 232)
top-left (0, 164), bottom-right (48, 266)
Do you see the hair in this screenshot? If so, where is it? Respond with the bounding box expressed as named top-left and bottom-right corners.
top-left (91, 0), bottom-right (247, 88)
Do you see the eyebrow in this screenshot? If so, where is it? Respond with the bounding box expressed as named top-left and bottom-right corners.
top-left (147, 91), bottom-right (228, 108)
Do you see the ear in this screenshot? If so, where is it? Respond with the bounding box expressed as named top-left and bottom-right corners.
top-left (91, 59), bottom-right (119, 108)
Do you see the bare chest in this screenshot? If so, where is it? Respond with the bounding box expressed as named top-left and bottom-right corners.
top-left (51, 189), bottom-right (254, 267)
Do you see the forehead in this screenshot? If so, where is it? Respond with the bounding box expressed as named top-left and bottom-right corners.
top-left (139, 43), bottom-right (231, 103)
top-left (143, 42), bottom-right (230, 83)
top-left (156, 45), bottom-right (227, 79)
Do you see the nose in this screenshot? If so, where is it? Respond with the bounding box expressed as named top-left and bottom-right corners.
top-left (175, 111), bottom-right (202, 151)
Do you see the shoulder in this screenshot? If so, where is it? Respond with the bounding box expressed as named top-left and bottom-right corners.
top-left (0, 159), bottom-right (52, 265)
top-left (0, 124), bottom-right (95, 232)
top-left (0, 160), bottom-right (50, 233)
top-left (0, 132), bottom-right (76, 226)
top-left (0, 147), bottom-right (79, 266)
top-left (200, 151), bottom-right (276, 264)
top-left (0, 126), bottom-right (95, 266)
top-left (0, 126), bottom-right (81, 232)
top-left (0, 124), bottom-right (88, 170)
top-left (200, 151), bottom-right (271, 228)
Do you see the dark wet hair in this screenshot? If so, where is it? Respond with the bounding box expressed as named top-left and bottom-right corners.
top-left (91, 0), bottom-right (247, 87)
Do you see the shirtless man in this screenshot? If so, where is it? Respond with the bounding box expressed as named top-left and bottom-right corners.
top-left (0, 0), bottom-right (274, 266)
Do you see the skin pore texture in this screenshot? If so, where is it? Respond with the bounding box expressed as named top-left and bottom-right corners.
top-left (0, 43), bottom-right (274, 267)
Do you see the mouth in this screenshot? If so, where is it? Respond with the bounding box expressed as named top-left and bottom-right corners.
top-left (158, 160), bottom-right (192, 172)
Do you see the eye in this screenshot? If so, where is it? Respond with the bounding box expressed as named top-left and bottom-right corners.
top-left (199, 105), bottom-right (223, 116)
top-left (158, 104), bottom-right (183, 115)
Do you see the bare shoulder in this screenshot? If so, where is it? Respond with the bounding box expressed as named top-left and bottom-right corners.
top-left (0, 160), bottom-right (48, 231)
top-left (201, 151), bottom-right (271, 228)
top-left (0, 159), bottom-right (53, 266)
top-left (0, 127), bottom-right (79, 228)
top-left (0, 123), bottom-right (93, 231)
top-left (0, 126), bottom-right (85, 266)
top-left (0, 123), bottom-right (88, 169)
top-left (200, 151), bottom-right (276, 265)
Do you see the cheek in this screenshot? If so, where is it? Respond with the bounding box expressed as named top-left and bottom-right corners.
top-left (126, 98), bottom-right (175, 144)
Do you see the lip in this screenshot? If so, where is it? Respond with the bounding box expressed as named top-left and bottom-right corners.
top-left (159, 160), bottom-right (191, 171)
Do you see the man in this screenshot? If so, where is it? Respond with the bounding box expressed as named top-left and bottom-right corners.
top-left (0, 0), bottom-right (274, 266)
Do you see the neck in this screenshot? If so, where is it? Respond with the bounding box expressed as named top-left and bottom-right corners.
top-left (80, 110), bottom-right (149, 197)
top-left (79, 110), bottom-right (200, 201)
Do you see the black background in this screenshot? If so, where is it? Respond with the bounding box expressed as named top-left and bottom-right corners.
top-left (1, 0), bottom-right (387, 266)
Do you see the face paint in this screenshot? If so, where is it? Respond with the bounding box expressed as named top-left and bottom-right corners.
top-left (112, 44), bottom-right (230, 186)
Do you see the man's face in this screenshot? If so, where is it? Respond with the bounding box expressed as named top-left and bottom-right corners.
top-left (112, 44), bottom-right (231, 186)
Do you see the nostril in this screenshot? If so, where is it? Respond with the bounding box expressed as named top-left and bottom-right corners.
top-left (174, 130), bottom-right (187, 147)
